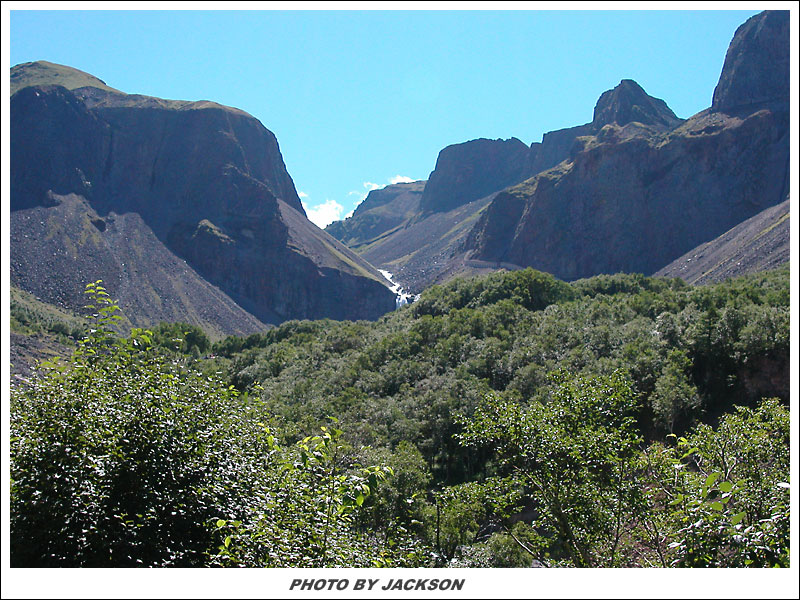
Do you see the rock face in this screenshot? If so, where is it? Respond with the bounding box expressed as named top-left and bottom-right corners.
top-left (712, 10), bottom-right (790, 111)
top-left (591, 79), bottom-right (682, 131)
top-left (11, 61), bottom-right (395, 330)
top-left (419, 137), bottom-right (530, 214)
top-left (526, 79), bottom-right (682, 178)
top-left (465, 10), bottom-right (789, 281)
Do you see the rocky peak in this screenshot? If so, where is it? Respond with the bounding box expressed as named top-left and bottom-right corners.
top-left (592, 79), bottom-right (681, 131)
top-left (712, 10), bottom-right (789, 112)
top-left (419, 137), bottom-right (530, 214)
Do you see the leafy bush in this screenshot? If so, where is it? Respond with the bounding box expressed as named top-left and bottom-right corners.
top-left (209, 424), bottom-right (430, 568)
top-left (11, 283), bottom-right (418, 568)
top-left (413, 268), bottom-right (574, 317)
top-left (643, 398), bottom-right (790, 567)
top-left (11, 285), bottom-right (269, 566)
top-left (459, 371), bottom-right (643, 567)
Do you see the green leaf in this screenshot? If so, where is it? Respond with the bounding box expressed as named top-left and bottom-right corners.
top-left (719, 481), bottom-right (733, 493)
top-left (680, 447), bottom-right (700, 459)
top-left (731, 512), bottom-right (746, 525)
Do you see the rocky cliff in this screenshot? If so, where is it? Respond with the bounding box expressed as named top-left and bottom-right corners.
top-left (712, 10), bottom-right (789, 111)
top-left (11, 61), bottom-right (395, 330)
top-left (419, 137), bottom-right (530, 215)
top-left (326, 73), bottom-right (687, 292)
top-left (465, 10), bottom-right (789, 281)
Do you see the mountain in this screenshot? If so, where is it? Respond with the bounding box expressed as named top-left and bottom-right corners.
top-left (10, 61), bottom-right (395, 333)
top-left (712, 10), bottom-right (790, 111)
top-left (418, 137), bottom-right (531, 215)
top-left (327, 80), bottom-right (687, 292)
top-left (465, 10), bottom-right (789, 281)
top-left (654, 197), bottom-right (789, 285)
top-left (325, 180), bottom-right (425, 249)
top-left (325, 11), bottom-right (789, 293)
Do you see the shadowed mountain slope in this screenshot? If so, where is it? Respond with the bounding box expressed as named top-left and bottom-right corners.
top-left (654, 198), bottom-right (789, 285)
top-left (11, 61), bottom-right (395, 330)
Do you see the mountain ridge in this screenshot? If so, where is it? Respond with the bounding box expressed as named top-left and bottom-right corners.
top-left (11, 61), bottom-right (396, 330)
top-left (325, 10), bottom-right (789, 291)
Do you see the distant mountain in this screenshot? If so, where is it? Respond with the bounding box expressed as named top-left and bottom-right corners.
top-left (466, 10), bottom-right (789, 281)
top-left (326, 180), bottom-right (424, 249)
top-left (654, 198), bottom-right (789, 285)
top-left (418, 137), bottom-right (530, 215)
top-left (328, 79), bottom-right (690, 291)
top-left (10, 61), bottom-right (395, 332)
top-left (330, 10), bottom-right (789, 291)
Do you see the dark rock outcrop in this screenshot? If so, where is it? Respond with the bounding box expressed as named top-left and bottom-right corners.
top-left (526, 123), bottom-right (593, 177)
top-left (419, 137), bottom-right (530, 214)
top-left (592, 79), bottom-right (682, 131)
top-left (465, 10), bottom-right (789, 281)
top-left (712, 10), bottom-right (790, 111)
top-left (527, 79), bottom-right (681, 177)
top-left (11, 61), bottom-right (395, 329)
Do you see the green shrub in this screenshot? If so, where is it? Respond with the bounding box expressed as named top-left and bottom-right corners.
top-left (10, 286), bottom-right (268, 566)
top-left (642, 398), bottom-right (790, 567)
top-left (459, 371), bottom-right (643, 567)
top-left (10, 283), bottom-right (418, 567)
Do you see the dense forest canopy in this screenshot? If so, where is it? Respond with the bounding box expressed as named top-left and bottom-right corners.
top-left (10, 266), bottom-right (790, 567)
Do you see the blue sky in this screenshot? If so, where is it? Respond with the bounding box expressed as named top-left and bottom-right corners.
top-left (9, 6), bottom-right (766, 227)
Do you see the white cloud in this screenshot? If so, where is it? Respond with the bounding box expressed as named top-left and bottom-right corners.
top-left (307, 176), bottom-right (417, 227)
top-left (302, 198), bottom-right (344, 229)
top-left (348, 177), bottom-right (414, 206)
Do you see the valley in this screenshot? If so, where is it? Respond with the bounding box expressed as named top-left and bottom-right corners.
top-left (7, 9), bottom-right (793, 575)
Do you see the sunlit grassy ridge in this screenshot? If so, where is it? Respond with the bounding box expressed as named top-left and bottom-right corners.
top-left (11, 60), bottom-right (121, 95)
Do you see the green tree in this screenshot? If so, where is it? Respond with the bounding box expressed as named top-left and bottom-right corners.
top-left (11, 284), bottom-right (267, 566)
top-left (459, 371), bottom-right (643, 567)
top-left (643, 399), bottom-right (790, 567)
